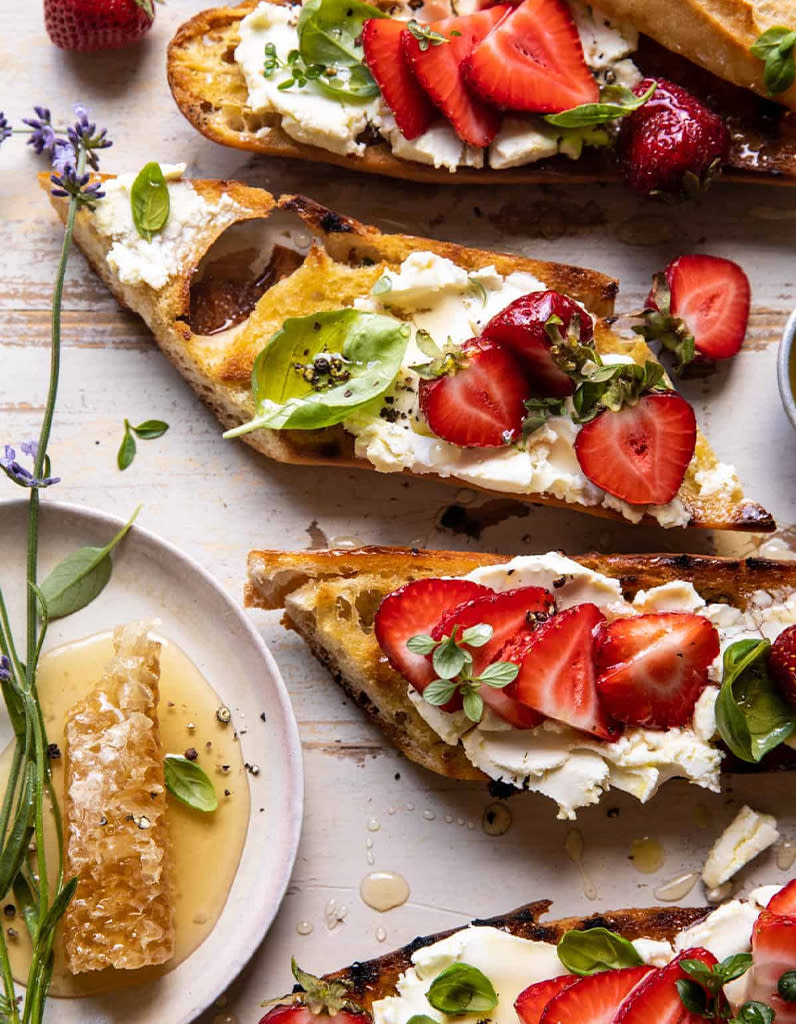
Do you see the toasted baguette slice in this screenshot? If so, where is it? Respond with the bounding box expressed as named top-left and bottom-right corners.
top-left (43, 174), bottom-right (772, 533)
top-left (245, 546), bottom-right (796, 781)
top-left (167, 0), bottom-right (796, 186)
top-left (63, 623), bottom-right (175, 973)
top-left (286, 899), bottom-right (709, 1011)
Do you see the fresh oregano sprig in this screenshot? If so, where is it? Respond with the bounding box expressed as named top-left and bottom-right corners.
top-left (674, 954), bottom-right (774, 1024)
top-left (406, 20), bottom-right (462, 51)
top-left (407, 623), bottom-right (519, 722)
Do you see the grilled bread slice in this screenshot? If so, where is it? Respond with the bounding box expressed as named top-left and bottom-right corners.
top-left (166, 0), bottom-right (796, 186)
top-left (245, 546), bottom-right (796, 781)
top-left (43, 174), bottom-right (772, 533)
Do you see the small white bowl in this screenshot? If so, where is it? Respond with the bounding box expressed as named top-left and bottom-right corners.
top-left (777, 306), bottom-right (796, 432)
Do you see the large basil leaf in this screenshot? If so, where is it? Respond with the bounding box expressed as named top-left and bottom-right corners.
top-left (225, 310), bottom-right (410, 436)
top-left (426, 963), bottom-right (498, 1015)
top-left (557, 927), bottom-right (643, 976)
top-left (545, 82), bottom-right (656, 128)
top-left (298, 0), bottom-right (386, 100)
top-left (715, 639), bottom-right (796, 763)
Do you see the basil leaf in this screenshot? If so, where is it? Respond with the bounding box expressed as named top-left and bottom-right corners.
top-left (779, 970), bottom-right (796, 1001)
top-left (132, 419), bottom-right (169, 440)
top-left (477, 661), bottom-right (519, 688)
top-left (130, 161), bottom-right (170, 242)
top-left (737, 1002), bottom-right (776, 1024)
top-left (39, 505), bottom-right (141, 619)
top-left (117, 421), bottom-right (136, 471)
top-left (545, 82), bottom-right (656, 128)
top-left (164, 755), bottom-right (218, 813)
top-left (676, 979), bottom-right (708, 1016)
top-left (423, 679), bottom-right (458, 706)
top-left (225, 310), bottom-right (410, 436)
top-left (715, 639), bottom-right (796, 763)
top-left (557, 927), bottom-right (643, 976)
top-left (297, 0), bottom-right (387, 100)
top-left (426, 963), bottom-right (498, 1015)
top-left (751, 27), bottom-right (796, 95)
top-left (407, 1017), bottom-right (438, 1024)
top-left (680, 958), bottom-right (722, 994)
top-left (717, 953), bottom-right (753, 983)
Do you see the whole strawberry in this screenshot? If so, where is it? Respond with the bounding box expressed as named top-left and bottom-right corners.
top-left (770, 624), bottom-right (796, 709)
top-left (45, 0), bottom-right (157, 51)
top-left (618, 77), bottom-right (730, 198)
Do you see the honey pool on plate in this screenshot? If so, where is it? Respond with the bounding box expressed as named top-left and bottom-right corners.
top-left (0, 631), bottom-right (250, 998)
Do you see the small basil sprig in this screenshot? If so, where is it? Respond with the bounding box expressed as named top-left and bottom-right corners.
top-left (408, 624), bottom-right (519, 722)
top-left (407, 1017), bottom-right (438, 1024)
top-left (224, 310), bottom-right (410, 436)
top-left (164, 755), bottom-right (218, 813)
top-left (130, 161), bottom-right (170, 242)
top-left (117, 418), bottom-right (169, 471)
top-left (556, 927), bottom-right (642, 976)
top-left (780, 969), bottom-right (796, 1002)
top-left (676, 954), bottom-right (759, 1022)
top-left (406, 20), bottom-right (461, 51)
top-left (39, 505), bottom-right (141, 619)
top-left (751, 27), bottom-right (796, 95)
top-left (426, 963), bottom-right (498, 1015)
top-left (715, 639), bottom-right (796, 763)
top-left (293, 0), bottom-right (388, 100)
top-left (545, 82), bottom-right (656, 128)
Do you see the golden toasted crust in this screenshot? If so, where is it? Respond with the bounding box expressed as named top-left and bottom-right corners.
top-left (166, 0), bottom-right (796, 186)
top-left (246, 547), bottom-right (796, 780)
top-left (43, 173), bottom-right (772, 532)
top-left (321, 901), bottom-right (710, 1007)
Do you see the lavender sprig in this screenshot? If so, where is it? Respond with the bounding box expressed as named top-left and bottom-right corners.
top-left (67, 104), bottom-right (112, 171)
top-left (0, 113), bottom-right (10, 146)
top-left (49, 166), bottom-right (105, 208)
top-left (0, 443), bottom-right (60, 489)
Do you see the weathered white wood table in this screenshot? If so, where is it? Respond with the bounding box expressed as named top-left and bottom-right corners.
top-left (2, 4), bottom-right (796, 1023)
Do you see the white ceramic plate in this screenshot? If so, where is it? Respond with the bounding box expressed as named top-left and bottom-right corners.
top-left (0, 499), bottom-right (303, 1024)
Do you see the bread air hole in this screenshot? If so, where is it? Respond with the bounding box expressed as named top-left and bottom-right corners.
top-left (188, 212), bottom-right (312, 336)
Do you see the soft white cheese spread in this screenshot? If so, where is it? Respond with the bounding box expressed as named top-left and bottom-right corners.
top-left (90, 163), bottom-right (241, 290)
top-left (404, 553), bottom-right (796, 818)
top-left (235, 1), bottom-right (642, 170)
top-left (702, 806), bottom-right (780, 890)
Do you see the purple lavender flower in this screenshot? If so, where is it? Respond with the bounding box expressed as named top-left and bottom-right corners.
top-left (0, 444), bottom-right (60, 489)
top-left (0, 113), bottom-right (10, 146)
top-left (67, 103), bottom-right (111, 171)
top-left (0, 656), bottom-right (10, 684)
top-left (50, 167), bottom-right (105, 208)
top-left (22, 106), bottom-right (58, 158)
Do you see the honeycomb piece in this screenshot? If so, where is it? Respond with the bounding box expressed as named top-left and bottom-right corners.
top-left (63, 623), bottom-right (175, 974)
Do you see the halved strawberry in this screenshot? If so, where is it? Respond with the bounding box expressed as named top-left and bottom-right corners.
top-left (374, 577), bottom-right (491, 695)
top-left (573, 392), bottom-right (697, 506)
top-left (748, 912), bottom-right (796, 1024)
top-left (465, 0), bottom-right (599, 114)
top-left (432, 586), bottom-right (556, 728)
top-left (766, 623), bottom-right (796, 709)
top-left (649, 255), bottom-right (750, 362)
top-left (541, 965), bottom-right (653, 1024)
top-left (595, 612), bottom-right (719, 730)
top-left (362, 18), bottom-right (436, 140)
top-left (402, 7), bottom-right (508, 147)
top-left (260, 1008), bottom-right (371, 1024)
top-left (418, 337), bottom-right (529, 448)
top-left (515, 975), bottom-right (579, 1024)
top-left (501, 603), bottom-right (621, 740)
top-left (615, 948), bottom-right (718, 1024)
top-left (482, 291), bottom-right (592, 398)
top-left (768, 879), bottom-right (796, 916)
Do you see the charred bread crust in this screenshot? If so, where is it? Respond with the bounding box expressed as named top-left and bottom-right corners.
top-left (166, 0), bottom-right (796, 186)
top-left (316, 902), bottom-right (710, 1009)
top-left (44, 175), bottom-right (773, 532)
top-left (246, 547), bottom-right (796, 779)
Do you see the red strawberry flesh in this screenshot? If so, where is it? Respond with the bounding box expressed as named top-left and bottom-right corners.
top-left (767, 879), bottom-right (796, 916)
top-left (501, 603), bottom-right (621, 740)
top-left (260, 1008), bottom-right (371, 1024)
top-left (748, 911), bottom-right (796, 1024)
top-left (573, 392), bottom-right (697, 506)
top-left (767, 623), bottom-right (796, 709)
top-left (418, 336), bottom-right (529, 448)
top-left (362, 18), bottom-right (437, 140)
top-left (615, 948), bottom-right (718, 1024)
top-left (540, 965), bottom-right (653, 1024)
top-left (595, 612), bottom-right (719, 729)
top-left (515, 975), bottom-right (579, 1024)
top-left (465, 0), bottom-right (599, 113)
top-left (45, 0), bottom-right (155, 50)
top-left (482, 290), bottom-right (592, 397)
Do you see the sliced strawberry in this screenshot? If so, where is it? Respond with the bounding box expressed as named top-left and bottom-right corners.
top-left (615, 948), bottom-right (717, 1024)
top-left (432, 586), bottom-right (556, 728)
top-left (402, 7), bottom-right (508, 147)
top-left (465, 0), bottom-right (599, 114)
top-left (766, 623), bottom-right (796, 708)
top-left (768, 879), bottom-right (796, 916)
top-left (501, 603), bottom-right (621, 741)
top-left (653, 255), bottom-right (750, 362)
top-left (748, 911), bottom-right (796, 1024)
top-left (515, 975), bottom-right (579, 1024)
top-left (541, 965), bottom-right (653, 1024)
top-left (595, 612), bottom-right (719, 730)
top-left (418, 337), bottom-right (529, 448)
top-left (374, 578), bottom-right (491, 696)
top-left (260, 1008), bottom-right (371, 1024)
top-left (362, 18), bottom-right (436, 140)
top-left (482, 291), bottom-right (592, 398)
top-left (574, 392), bottom-right (697, 506)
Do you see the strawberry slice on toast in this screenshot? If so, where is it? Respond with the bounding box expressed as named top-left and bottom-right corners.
top-left (465, 0), bottom-right (599, 114)
top-left (767, 879), bottom-right (796, 916)
top-left (748, 912), bottom-right (796, 1024)
top-left (540, 965), bottom-right (653, 1024)
top-left (615, 948), bottom-right (718, 1024)
top-left (516, 976), bottom-right (579, 1024)
top-left (362, 18), bottom-right (436, 140)
top-left (402, 6), bottom-right (509, 147)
